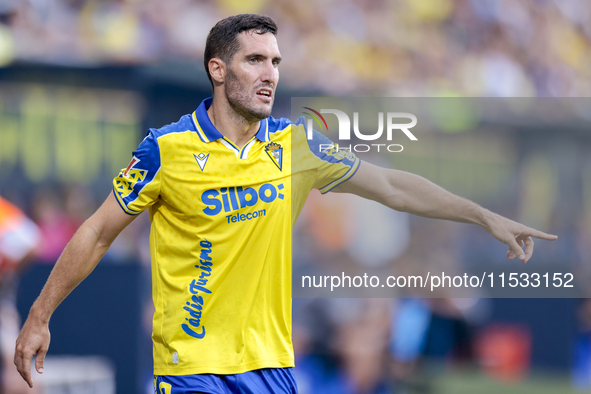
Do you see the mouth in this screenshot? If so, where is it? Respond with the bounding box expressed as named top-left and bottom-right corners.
top-left (256, 88), bottom-right (273, 101)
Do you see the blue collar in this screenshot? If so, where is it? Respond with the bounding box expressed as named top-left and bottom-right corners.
top-left (192, 97), bottom-right (269, 143)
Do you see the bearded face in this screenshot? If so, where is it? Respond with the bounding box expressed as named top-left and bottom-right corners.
top-left (222, 31), bottom-right (281, 123)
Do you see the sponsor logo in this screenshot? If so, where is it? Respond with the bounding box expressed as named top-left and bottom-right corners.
top-left (265, 142), bottom-right (283, 171)
top-left (226, 209), bottom-right (266, 224)
top-left (181, 239), bottom-right (214, 340)
top-left (201, 183), bottom-right (284, 216)
top-left (194, 152), bottom-right (209, 171)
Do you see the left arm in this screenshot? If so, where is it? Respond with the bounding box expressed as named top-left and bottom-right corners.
top-left (332, 161), bottom-right (558, 263)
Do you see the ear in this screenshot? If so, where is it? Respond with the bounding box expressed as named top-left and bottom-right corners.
top-left (208, 58), bottom-right (225, 84)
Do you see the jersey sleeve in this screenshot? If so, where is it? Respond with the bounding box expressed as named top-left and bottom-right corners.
top-left (112, 130), bottom-right (162, 215)
top-left (293, 117), bottom-right (360, 193)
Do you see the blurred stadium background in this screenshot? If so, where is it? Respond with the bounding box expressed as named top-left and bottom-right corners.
top-left (0, 0), bottom-right (590, 393)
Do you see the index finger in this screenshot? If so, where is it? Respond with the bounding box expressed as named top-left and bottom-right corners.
top-left (524, 228), bottom-right (558, 241)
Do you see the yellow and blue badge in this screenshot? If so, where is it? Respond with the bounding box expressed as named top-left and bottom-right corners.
top-left (114, 156), bottom-right (148, 200)
top-left (265, 142), bottom-right (283, 171)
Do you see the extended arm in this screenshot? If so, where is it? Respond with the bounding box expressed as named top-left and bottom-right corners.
top-left (14, 192), bottom-right (137, 388)
top-left (332, 161), bottom-right (557, 262)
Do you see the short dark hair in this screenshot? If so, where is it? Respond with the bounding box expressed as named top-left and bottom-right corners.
top-left (204, 14), bottom-right (278, 87)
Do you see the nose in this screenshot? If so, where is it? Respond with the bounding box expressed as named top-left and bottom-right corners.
top-left (260, 60), bottom-right (278, 86)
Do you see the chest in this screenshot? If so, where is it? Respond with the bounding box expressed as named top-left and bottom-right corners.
top-left (158, 138), bottom-right (291, 218)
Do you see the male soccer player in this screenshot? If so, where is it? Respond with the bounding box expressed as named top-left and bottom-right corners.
top-left (14, 14), bottom-right (557, 393)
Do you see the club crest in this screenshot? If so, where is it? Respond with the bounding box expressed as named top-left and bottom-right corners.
top-left (265, 142), bottom-right (283, 171)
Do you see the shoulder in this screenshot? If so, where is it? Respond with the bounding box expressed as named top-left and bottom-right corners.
top-left (133, 113), bottom-right (195, 160)
top-left (267, 116), bottom-right (293, 135)
top-left (149, 113), bottom-right (196, 141)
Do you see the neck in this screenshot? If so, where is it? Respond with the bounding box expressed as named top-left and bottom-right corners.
top-left (207, 95), bottom-right (261, 148)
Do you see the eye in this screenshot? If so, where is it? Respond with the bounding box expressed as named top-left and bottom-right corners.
top-left (249, 57), bottom-right (259, 64)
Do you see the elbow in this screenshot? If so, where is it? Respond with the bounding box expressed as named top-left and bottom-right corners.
top-left (82, 218), bottom-right (112, 251)
top-left (380, 176), bottom-right (407, 212)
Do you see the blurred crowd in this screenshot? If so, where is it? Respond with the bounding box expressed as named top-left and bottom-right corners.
top-left (2, 0), bottom-right (591, 393)
top-left (1, 0), bottom-right (591, 96)
top-left (6, 185), bottom-right (151, 266)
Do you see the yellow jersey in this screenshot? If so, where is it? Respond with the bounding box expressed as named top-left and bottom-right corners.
top-left (112, 97), bottom-right (359, 375)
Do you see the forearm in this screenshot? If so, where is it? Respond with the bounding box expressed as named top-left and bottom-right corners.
top-left (28, 220), bottom-right (110, 324)
top-left (334, 161), bottom-right (557, 264)
top-left (15, 193), bottom-right (134, 388)
top-left (383, 170), bottom-right (494, 227)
